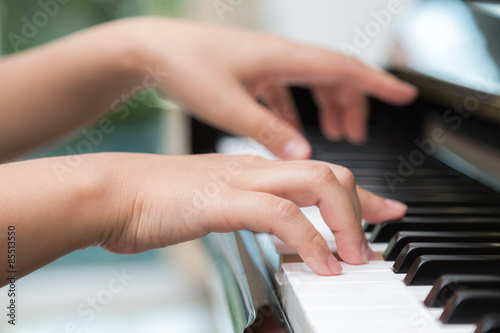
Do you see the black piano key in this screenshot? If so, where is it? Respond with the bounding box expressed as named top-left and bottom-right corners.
top-left (475, 313), bottom-right (500, 333)
top-left (371, 218), bottom-right (500, 243)
top-left (312, 152), bottom-right (402, 161)
top-left (393, 243), bottom-right (500, 273)
top-left (350, 168), bottom-right (464, 179)
top-left (383, 232), bottom-right (500, 261)
top-left (440, 290), bottom-right (500, 324)
top-left (403, 255), bottom-right (500, 286)
top-left (362, 222), bottom-right (375, 232)
top-left (357, 178), bottom-right (483, 188)
top-left (365, 185), bottom-right (493, 195)
top-left (424, 275), bottom-right (500, 307)
top-left (381, 192), bottom-right (499, 204)
top-left (405, 205), bottom-right (500, 217)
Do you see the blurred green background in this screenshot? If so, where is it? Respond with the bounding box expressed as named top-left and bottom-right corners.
top-left (0, 0), bottom-right (181, 265)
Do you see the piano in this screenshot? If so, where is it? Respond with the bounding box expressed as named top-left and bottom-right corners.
top-left (208, 1), bottom-right (500, 332)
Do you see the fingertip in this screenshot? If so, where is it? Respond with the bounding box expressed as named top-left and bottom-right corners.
top-left (384, 198), bottom-right (408, 217)
top-left (393, 81), bottom-right (419, 104)
top-left (281, 137), bottom-right (312, 160)
top-left (326, 254), bottom-right (343, 275)
top-left (323, 129), bottom-right (342, 142)
top-left (403, 81), bottom-right (419, 93)
top-left (346, 132), bottom-right (367, 146)
top-left (363, 197), bottom-right (408, 223)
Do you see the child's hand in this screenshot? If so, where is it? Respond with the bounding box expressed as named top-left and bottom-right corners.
top-left (125, 18), bottom-right (417, 159)
top-left (99, 153), bottom-right (407, 275)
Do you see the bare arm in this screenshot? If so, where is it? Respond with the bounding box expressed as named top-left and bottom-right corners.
top-left (0, 155), bottom-right (115, 281)
top-left (0, 21), bottom-right (145, 162)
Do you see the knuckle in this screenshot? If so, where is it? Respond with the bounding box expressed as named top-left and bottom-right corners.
top-left (307, 232), bottom-right (326, 249)
top-left (211, 190), bottom-right (243, 232)
top-left (307, 164), bottom-right (337, 185)
top-left (336, 166), bottom-right (356, 188)
top-left (270, 198), bottom-right (300, 224)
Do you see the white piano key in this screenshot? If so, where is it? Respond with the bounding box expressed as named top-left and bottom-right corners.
top-left (283, 262), bottom-right (477, 333)
top-left (311, 321), bottom-right (475, 333)
top-left (285, 261), bottom-right (394, 274)
top-left (292, 280), bottom-right (409, 297)
top-left (284, 261), bottom-right (403, 288)
top-left (298, 292), bottom-right (423, 310)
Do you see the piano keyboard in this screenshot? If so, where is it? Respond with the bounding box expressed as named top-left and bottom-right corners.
top-left (280, 120), bottom-right (500, 333)
top-left (217, 111), bottom-right (500, 332)
top-left (283, 261), bottom-right (474, 333)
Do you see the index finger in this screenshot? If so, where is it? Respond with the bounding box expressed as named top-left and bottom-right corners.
top-left (263, 41), bottom-right (418, 105)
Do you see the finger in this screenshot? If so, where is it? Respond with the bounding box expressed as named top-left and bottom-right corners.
top-left (171, 71), bottom-right (312, 160)
top-left (221, 83), bottom-right (311, 160)
top-left (312, 85), bottom-right (343, 141)
top-left (338, 85), bottom-right (369, 145)
top-left (209, 189), bottom-right (342, 275)
top-left (344, 61), bottom-right (418, 106)
top-left (264, 41), bottom-right (418, 105)
top-left (241, 161), bottom-right (362, 221)
top-left (240, 161), bottom-right (366, 264)
top-left (260, 85), bottom-right (304, 133)
top-left (292, 161), bottom-right (363, 222)
top-left (357, 186), bottom-right (408, 223)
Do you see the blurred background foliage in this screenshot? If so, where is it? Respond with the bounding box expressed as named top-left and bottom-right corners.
top-left (1, 0), bottom-right (182, 53)
top-left (0, 0), bottom-right (182, 264)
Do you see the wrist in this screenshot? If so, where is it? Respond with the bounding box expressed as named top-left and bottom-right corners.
top-left (103, 18), bottom-right (168, 87)
top-left (77, 153), bottom-right (138, 253)
top-left (67, 154), bottom-right (122, 249)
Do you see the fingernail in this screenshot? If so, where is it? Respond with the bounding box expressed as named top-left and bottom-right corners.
top-left (360, 242), bottom-right (370, 264)
top-left (327, 254), bottom-right (342, 275)
top-left (385, 199), bottom-right (408, 212)
top-left (282, 138), bottom-right (311, 160)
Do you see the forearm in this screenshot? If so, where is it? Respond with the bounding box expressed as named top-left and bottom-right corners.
top-left (0, 155), bottom-right (116, 285)
top-left (0, 20), bottom-right (148, 162)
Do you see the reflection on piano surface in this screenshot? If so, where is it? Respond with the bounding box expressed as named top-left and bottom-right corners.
top-left (217, 0), bottom-right (500, 332)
